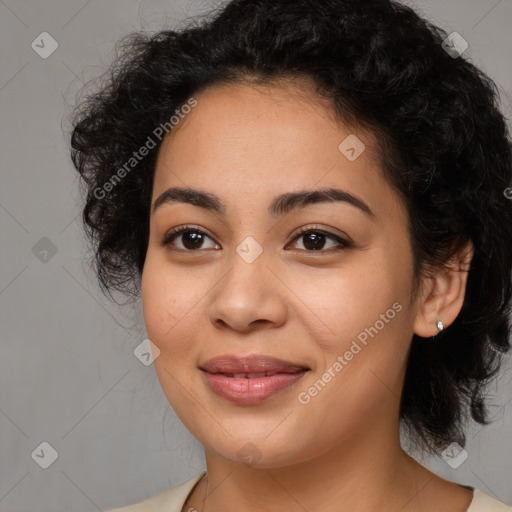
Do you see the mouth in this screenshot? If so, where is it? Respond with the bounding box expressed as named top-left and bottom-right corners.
top-left (214, 371), bottom-right (291, 378)
top-left (200, 354), bottom-right (309, 374)
top-left (199, 355), bottom-right (309, 405)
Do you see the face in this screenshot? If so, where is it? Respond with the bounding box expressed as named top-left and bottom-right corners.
top-left (141, 80), bottom-right (421, 468)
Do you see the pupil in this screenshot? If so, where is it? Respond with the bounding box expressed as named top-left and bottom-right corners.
top-left (304, 233), bottom-right (325, 250)
top-left (183, 231), bottom-right (203, 250)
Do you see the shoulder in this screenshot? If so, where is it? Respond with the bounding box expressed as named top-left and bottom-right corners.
top-left (467, 488), bottom-right (511, 512)
top-left (106, 471), bottom-right (206, 512)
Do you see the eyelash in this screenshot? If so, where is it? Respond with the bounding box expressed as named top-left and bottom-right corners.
top-left (161, 225), bottom-right (352, 253)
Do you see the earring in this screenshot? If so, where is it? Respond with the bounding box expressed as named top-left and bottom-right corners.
top-left (436, 320), bottom-right (444, 332)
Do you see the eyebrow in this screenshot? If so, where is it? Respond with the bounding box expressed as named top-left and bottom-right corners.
top-left (152, 186), bottom-right (375, 219)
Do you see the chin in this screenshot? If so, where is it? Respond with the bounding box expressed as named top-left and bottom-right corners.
top-left (187, 420), bottom-right (322, 469)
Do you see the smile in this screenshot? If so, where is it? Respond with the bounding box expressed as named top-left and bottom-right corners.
top-left (200, 355), bottom-right (309, 404)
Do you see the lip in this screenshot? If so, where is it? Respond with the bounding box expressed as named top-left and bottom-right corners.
top-left (200, 355), bottom-right (309, 405)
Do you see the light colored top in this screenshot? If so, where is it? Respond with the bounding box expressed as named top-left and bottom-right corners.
top-left (107, 471), bottom-right (512, 512)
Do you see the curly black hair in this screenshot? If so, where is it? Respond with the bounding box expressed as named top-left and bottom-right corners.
top-left (69, 0), bottom-right (512, 455)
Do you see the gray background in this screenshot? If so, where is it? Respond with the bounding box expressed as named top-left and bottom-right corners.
top-left (0, 0), bottom-right (511, 510)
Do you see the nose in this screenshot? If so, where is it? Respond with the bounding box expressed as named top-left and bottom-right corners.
top-left (207, 245), bottom-right (288, 334)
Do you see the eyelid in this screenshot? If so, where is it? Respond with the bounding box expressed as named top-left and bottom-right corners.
top-left (161, 224), bottom-right (218, 247)
top-left (161, 224), bottom-right (352, 252)
top-left (289, 224), bottom-right (352, 244)
top-left (287, 225), bottom-right (352, 250)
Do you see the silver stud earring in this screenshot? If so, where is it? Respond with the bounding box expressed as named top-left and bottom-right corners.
top-left (436, 320), bottom-right (444, 332)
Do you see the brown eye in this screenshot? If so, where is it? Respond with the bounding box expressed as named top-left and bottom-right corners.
top-left (287, 227), bottom-right (351, 252)
top-left (162, 226), bottom-right (220, 251)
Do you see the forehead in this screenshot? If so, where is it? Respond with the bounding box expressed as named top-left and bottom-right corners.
top-left (157, 79), bottom-right (354, 157)
top-left (152, 81), bottom-right (403, 222)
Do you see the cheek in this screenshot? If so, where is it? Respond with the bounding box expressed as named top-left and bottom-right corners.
top-left (141, 254), bottom-right (202, 356)
top-left (140, 256), bottom-right (206, 419)
top-left (290, 270), bottom-right (411, 446)
top-left (290, 255), bottom-right (412, 356)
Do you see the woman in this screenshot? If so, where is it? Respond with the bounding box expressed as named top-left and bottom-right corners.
top-left (69, 0), bottom-right (512, 510)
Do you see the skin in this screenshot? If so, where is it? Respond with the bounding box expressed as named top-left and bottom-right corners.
top-left (141, 79), bottom-right (474, 512)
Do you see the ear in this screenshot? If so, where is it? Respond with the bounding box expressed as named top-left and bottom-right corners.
top-left (413, 240), bottom-right (474, 338)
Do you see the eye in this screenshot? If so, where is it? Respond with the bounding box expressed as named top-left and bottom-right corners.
top-left (161, 225), bottom-right (351, 253)
top-left (286, 226), bottom-right (351, 252)
top-left (161, 225), bottom-right (220, 251)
